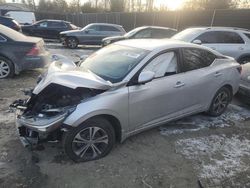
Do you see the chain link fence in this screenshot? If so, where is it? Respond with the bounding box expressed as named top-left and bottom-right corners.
top-left (35, 9), bottom-right (250, 31)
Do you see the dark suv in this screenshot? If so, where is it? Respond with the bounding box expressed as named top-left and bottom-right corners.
top-left (0, 16), bottom-right (21, 32)
top-left (22, 19), bottom-right (79, 39)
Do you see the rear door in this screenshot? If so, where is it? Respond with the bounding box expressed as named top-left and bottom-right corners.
top-left (194, 31), bottom-right (245, 59)
top-left (47, 21), bottom-right (68, 39)
top-left (179, 48), bottom-right (219, 108)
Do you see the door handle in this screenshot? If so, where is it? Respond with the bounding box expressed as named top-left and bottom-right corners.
top-left (214, 71), bottom-right (222, 77)
top-left (239, 47), bottom-right (244, 50)
top-left (174, 81), bottom-right (185, 88)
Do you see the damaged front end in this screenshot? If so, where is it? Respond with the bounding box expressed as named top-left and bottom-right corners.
top-left (11, 83), bottom-right (103, 148)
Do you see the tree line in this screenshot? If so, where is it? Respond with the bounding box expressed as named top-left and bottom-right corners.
top-left (1, 0), bottom-right (250, 13)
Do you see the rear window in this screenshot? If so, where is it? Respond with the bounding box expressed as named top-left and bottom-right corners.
top-left (195, 31), bottom-right (244, 44)
top-left (100, 25), bottom-right (120, 32)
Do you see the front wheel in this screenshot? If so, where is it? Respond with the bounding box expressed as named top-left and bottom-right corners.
top-left (207, 87), bottom-right (231, 116)
top-left (63, 118), bottom-right (115, 162)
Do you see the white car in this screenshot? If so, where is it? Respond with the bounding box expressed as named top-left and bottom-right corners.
top-left (12, 39), bottom-right (241, 162)
top-left (172, 27), bottom-right (250, 64)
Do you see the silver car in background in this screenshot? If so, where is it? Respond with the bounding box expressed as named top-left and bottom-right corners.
top-left (60, 23), bottom-right (126, 48)
top-left (12, 39), bottom-right (241, 162)
top-left (172, 27), bottom-right (250, 64)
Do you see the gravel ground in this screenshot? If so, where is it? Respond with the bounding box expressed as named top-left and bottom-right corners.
top-left (0, 43), bottom-right (250, 188)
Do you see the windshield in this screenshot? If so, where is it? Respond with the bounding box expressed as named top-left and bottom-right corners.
top-left (124, 27), bottom-right (144, 38)
top-left (80, 44), bottom-right (149, 83)
top-left (172, 28), bottom-right (203, 41)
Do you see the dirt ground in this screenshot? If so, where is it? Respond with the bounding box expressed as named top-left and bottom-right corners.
top-left (0, 43), bottom-right (250, 188)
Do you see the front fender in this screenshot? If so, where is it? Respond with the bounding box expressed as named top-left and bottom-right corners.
top-left (64, 109), bottom-right (122, 127)
top-left (63, 87), bottom-right (129, 130)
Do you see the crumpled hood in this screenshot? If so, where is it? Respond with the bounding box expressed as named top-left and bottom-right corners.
top-left (33, 61), bottom-right (112, 95)
top-left (241, 63), bottom-right (250, 82)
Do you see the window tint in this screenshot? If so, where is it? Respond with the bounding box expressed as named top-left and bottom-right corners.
top-left (48, 21), bottom-right (66, 28)
top-left (195, 31), bottom-right (244, 44)
top-left (38, 21), bottom-right (48, 28)
top-left (152, 29), bottom-right (176, 38)
top-left (133, 29), bottom-right (152, 39)
top-left (0, 35), bottom-right (6, 42)
top-left (182, 48), bottom-right (216, 72)
top-left (87, 25), bottom-right (99, 31)
top-left (100, 25), bottom-right (120, 32)
top-left (142, 52), bottom-right (178, 78)
top-left (244, 33), bottom-right (250, 40)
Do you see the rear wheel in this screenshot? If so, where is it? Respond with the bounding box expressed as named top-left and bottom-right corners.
top-left (238, 56), bottom-right (250, 64)
top-left (207, 87), bottom-right (231, 116)
top-left (63, 118), bottom-right (115, 162)
top-left (66, 37), bottom-right (78, 49)
top-left (0, 56), bottom-right (14, 79)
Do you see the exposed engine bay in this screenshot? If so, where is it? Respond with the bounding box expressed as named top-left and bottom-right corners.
top-left (11, 83), bottom-right (105, 147)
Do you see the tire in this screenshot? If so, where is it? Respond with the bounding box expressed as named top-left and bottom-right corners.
top-left (0, 56), bottom-right (14, 79)
top-left (66, 37), bottom-right (78, 49)
top-left (238, 56), bottom-right (250, 64)
top-left (207, 87), bottom-right (232, 117)
top-left (63, 117), bottom-right (115, 162)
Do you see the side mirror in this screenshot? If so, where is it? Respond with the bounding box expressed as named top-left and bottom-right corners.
top-left (85, 29), bottom-right (89, 33)
top-left (138, 71), bottom-right (155, 84)
top-left (192, 39), bottom-right (202, 45)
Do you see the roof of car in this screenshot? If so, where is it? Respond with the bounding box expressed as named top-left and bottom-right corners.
top-left (39, 19), bottom-right (70, 23)
top-left (137, 26), bottom-right (177, 31)
top-left (116, 39), bottom-right (214, 51)
top-left (186, 26), bottom-right (250, 32)
top-left (87, 23), bottom-right (123, 27)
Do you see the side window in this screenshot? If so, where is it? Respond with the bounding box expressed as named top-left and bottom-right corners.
top-left (87, 25), bottom-right (99, 31)
top-left (0, 34), bottom-right (6, 42)
top-left (38, 21), bottom-right (48, 28)
top-left (142, 52), bottom-right (178, 78)
top-left (244, 33), bottom-right (250, 40)
top-left (195, 31), bottom-right (244, 44)
top-left (152, 29), bottom-right (176, 38)
top-left (100, 25), bottom-right (120, 32)
top-left (182, 48), bottom-right (216, 72)
top-left (133, 29), bottom-right (152, 39)
top-left (48, 21), bottom-right (66, 28)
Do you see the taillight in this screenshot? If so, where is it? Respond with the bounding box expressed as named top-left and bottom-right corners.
top-left (237, 66), bottom-right (242, 74)
top-left (27, 45), bottom-right (40, 56)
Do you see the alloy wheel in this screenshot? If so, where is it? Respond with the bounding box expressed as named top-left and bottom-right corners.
top-left (72, 127), bottom-right (109, 160)
top-left (212, 91), bottom-right (229, 114)
top-left (67, 38), bottom-right (77, 48)
top-left (0, 60), bottom-right (10, 78)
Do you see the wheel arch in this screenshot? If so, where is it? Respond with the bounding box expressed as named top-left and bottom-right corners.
top-left (222, 84), bottom-right (233, 100)
top-left (236, 53), bottom-right (250, 63)
top-left (65, 111), bottom-right (123, 143)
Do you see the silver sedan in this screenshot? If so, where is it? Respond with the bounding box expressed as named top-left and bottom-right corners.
top-left (13, 39), bottom-right (241, 162)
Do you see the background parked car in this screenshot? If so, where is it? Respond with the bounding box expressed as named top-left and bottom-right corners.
top-left (0, 16), bottom-right (21, 32)
top-left (0, 25), bottom-right (49, 79)
top-left (238, 63), bottom-right (250, 103)
top-left (172, 27), bottom-right (250, 64)
top-left (4, 11), bottom-right (36, 25)
top-left (22, 19), bottom-right (79, 39)
top-left (60, 23), bottom-right (126, 48)
top-left (102, 26), bottom-right (177, 46)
